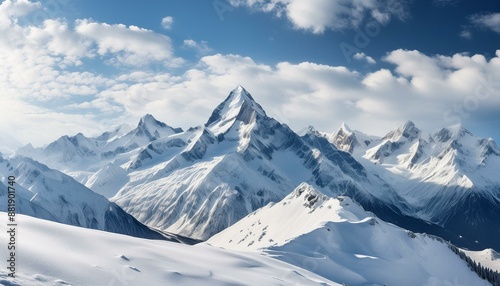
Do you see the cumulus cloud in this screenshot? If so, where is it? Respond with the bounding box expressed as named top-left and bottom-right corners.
top-left (75, 19), bottom-right (181, 67)
top-left (4, 30), bottom-right (500, 146)
top-left (228, 0), bottom-right (411, 33)
top-left (1, 0), bottom-right (500, 148)
top-left (0, 0), bottom-right (40, 27)
top-left (82, 50), bottom-right (500, 144)
top-left (0, 0), bottom-right (183, 145)
top-left (469, 13), bottom-right (500, 34)
top-left (353, 52), bottom-right (376, 64)
top-left (161, 16), bottom-right (173, 30)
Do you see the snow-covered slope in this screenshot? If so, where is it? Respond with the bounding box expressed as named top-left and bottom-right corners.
top-left (326, 121), bottom-right (500, 250)
top-left (0, 155), bottom-right (163, 240)
top-left (84, 162), bottom-right (129, 198)
top-left (0, 212), bottom-right (337, 286)
top-left (208, 183), bottom-right (490, 286)
top-left (111, 86), bottom-right (410, 240)
top-left (463, 248), bottom-right (500, 272)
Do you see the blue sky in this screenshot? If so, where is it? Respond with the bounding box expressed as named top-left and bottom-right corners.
top-left (0, 0), bottom-right (499, 146)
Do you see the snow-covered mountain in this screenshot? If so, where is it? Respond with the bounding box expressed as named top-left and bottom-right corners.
top-left (323, 123), bottom-right (376, 154)
top-left (0, 155), bottom-right (164, 240)
top-left (109, 86), bottom-right (415, 240)
top-left (16, 115), bottom-right (182, 174)
top-left (0, 212), bottom-right (337, 286)
top-left (326, 120), bottom-right (500, 250)
top-left (12, 86), bottom-right (500, 252)
top-left (208, 183), bottom-right (491, 286)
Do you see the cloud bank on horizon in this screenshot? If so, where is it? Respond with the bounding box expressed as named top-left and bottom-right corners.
top-left (0, 0), bottom-right (499, 146)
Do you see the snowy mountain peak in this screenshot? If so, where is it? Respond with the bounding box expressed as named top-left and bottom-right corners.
top-left (303, 125), bottom-right (321, 137)
top-left (383, 120), bottom-right (420, 142)
top-left (208, 184), bottom-right (491, 286)
top-left (434, 124), bottom-right (472, 143)
top-left (205, 85), bottom-right (267, 134)
top-left (481, 138), bottom-right (500, 157)
top-left (340, 122), bottom-right (352, 133)
top-left (96, 123), bottom-right (133, 142)
top-left (328, 123), bottom-right (360, 153)
top-left (285, 183), bottom-right (329, 208)
top-left (207, 183), bottom-right (361, 252)
top-left (138, 113), bottom-right (167, 129)
top-left (133, 113), bottom-right (182, 141)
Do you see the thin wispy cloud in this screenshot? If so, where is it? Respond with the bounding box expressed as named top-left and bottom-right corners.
top-left (183, 39), bottom-right (213, 55)
top-left (459, 29), bottom-right (472, 39)
top-left (469, 12), bottom-right (500, 34)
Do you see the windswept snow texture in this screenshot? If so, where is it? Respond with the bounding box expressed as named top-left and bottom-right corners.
top-left (0, 155), bottom-right (163, 240)
top-left (208, 183), bottom-right (489, 286)
top-left (327, 121), bottom-right (500, 250)
top-left (0, 213), bottom-right (337, 286)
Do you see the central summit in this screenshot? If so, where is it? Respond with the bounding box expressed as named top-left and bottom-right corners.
top-left (205, 85), bottom-right (267, 135)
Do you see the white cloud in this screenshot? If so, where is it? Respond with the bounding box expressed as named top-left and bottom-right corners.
top-left (0, 0), bottom-right (40, 27)
top-left (75, 19), bottom-right (181, 67)
top-left (469, 13), bottom-right (500, 34)
top-left (3, 40), bottom-right (500, 146)
top-left (0, 1), bottom-right (184, 145)
top-left (85, 50), bottom-right (500, 145)
top-left (161, 16), bottom-right (173, 30)
top-left (229, 0), bottom-right (410, 33)
top-left (353, 52), bottom-right (376, 64)
top-left (1, 1), bottom-right (499, 148)
top-left (183, 39), bottom-right (212, 55)
top-left (459, 29), bottom-right (472, 40)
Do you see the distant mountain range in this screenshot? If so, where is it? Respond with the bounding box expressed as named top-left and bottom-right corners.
top-left (10, 86), bottom-right (500, 252)
top-left (323, 119), bottom-right (500, 250)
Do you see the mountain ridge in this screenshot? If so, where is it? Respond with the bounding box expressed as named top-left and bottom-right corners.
top-left (9, 86), bottom-right (500, 251)
top-left (207, 183), bottom-right (490, 286)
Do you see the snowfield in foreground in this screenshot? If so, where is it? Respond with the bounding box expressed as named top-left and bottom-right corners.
top-left (0, 213), bottom-right (337, 286)
top-left (208, 183), bottom-right (491, 286)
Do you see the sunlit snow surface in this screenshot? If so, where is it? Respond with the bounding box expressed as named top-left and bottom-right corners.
top-left (0, 213), bottom-right (337, 286)
top-left (463, 248), bottom-right (500, 272)
top-left (208, 183), bottom-right (490, 286)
